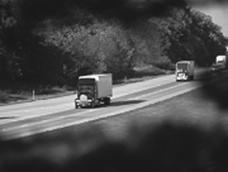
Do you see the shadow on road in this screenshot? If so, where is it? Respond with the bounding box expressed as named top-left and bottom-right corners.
top-left (109, 100), bottom-right (145, 107)
top-left (200, 70), bottom-right (228, 109)
top-left (79, 100), bottom-right (145, 109)
top-left (0, 116), bottom-right (17, 120)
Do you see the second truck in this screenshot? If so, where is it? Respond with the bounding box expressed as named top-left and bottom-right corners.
top-left (211, 55), bottom-right (228, 71)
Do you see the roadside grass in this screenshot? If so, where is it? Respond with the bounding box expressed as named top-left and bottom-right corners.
top-left (1, 88), bottom-right (228, 172)
top-left (0, 85), bottom-right (75, 105)
top-left (132, 65), bottom-right (172, 77)
top-left (0, 91), bottom-right (10, 103)
top-left (0, 65), bottom-right (174, 105)
top-left (113, 65), bottom-right (173, 86)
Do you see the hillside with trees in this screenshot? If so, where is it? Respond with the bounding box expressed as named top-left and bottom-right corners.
top-left (0, 0), bottom-right (226, 101)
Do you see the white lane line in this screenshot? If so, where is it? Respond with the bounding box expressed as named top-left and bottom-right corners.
top-left (0, 108), bottom-right (98, 131)
top-left (1, 83), bottom-right (201, 140)
top-left (0, 103), bottom-right (72, 115)
top-left (112, 78), bottom-right (174, 99)
top-left (0, 96), bottom-right (75, 111)
top-left (0, 104), bottom-right (75, 125)
top-left (0, 75), bottom-right (174, 111)
top-left (0, 79), bottom-right (175, 125)
top-left (130, 82), bottom-right (191, 100)
top-left (1, 82), bottom-right (183, 132)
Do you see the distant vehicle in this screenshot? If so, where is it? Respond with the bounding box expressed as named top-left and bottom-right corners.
top-left (175, 60), bottom-right (195, 81)
top-left (211, 55), bottom-right (227, 71)
top-left (75, 74), bottom-right (112, 108)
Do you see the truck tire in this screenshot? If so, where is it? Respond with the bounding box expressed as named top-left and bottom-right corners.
top-left (104, 97), bottom-right (111, 105)
top-left (189, 75), bottom-right (194, 81)
top-left (91, 101), bottom-right (95, 108)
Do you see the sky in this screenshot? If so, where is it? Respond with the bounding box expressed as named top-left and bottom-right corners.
top-left (194, 4), bottom-right (228, 37)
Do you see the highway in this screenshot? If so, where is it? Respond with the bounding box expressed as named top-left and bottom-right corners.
top-left (0, 74), bottom-right (202, 140)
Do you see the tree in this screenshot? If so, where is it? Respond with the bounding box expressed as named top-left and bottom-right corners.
top-left (190, 9), bottom-right (226, 65)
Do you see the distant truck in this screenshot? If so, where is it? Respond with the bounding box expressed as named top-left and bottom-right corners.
top-left (211, 55), bottom-right (227, 71)
top-left (175, 60), bottom-right (195, 81)
top-left (75, 74), bottom-right (112, 108)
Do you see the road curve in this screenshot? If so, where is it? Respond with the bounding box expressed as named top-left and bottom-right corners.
top-left (0, 74), bottom-right (202, 140)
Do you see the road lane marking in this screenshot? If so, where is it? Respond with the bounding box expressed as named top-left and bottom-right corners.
top-left (0, 82), bottom-right (186, 132)
top-left (130, 82), bottom-right (191, 100)
top-left (0, 109), bottom-right (97, 131)
top-left (0, 82), bottom-right (201, 140)
top-left (112, 77), bottom-right (174, 99)
top-left (0, 79), bottom-right (176, 125)
top-left (0, 75), bottom-right (174, 113)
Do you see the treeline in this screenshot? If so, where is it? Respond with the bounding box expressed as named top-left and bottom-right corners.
top-left (0, 0), bottom-right (226, 86)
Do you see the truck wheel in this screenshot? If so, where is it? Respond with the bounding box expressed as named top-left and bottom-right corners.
top-left (105, 97), bottom-right (111, 105)
top-left (91, 102), bottom-right (95, 108)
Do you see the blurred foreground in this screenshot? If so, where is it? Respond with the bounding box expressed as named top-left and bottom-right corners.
top-left (0, 70), bottom-right (228, 172)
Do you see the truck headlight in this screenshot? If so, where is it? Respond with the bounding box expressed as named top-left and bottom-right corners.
top-left (80, 94), bottom-right (88, 101)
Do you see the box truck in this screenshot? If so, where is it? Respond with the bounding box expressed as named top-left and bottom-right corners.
top-left (75, 74), bottom-right (112, 108)
top-left (175, 60), bottom-right (195, 81)
top-left (211, 55), bottom-right (227, 71)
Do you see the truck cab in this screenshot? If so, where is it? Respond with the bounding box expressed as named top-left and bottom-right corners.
top-left (76, 78), bottom-right (96, 108)
top-left (75, 74), bottom-right (112, 108)
top-left (175, 60), bottom-right (195, 81)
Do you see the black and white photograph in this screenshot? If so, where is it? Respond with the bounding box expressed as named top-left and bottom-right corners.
top-left (0, 0), bottom-right (228, 171)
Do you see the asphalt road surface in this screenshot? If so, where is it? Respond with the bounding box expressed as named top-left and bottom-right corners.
top-left (0, 74), bottom-right (202, 140)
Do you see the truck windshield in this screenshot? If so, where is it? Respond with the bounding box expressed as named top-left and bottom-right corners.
top-left (177, 63), bottom-right (188, 71)
top-left (78, 79), bottom-right (95, 96)
top-left (78, 79), bottom-right (95, 85)
top-left (217, 60), bottom-right (224, 64)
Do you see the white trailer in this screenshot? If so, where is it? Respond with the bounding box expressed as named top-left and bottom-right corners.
top-left (75, 74), bottom-right (112, 108)
top-left (216, 55), bottom-right (227, 64)
top-left (211, 55), bottom-right (227, 71)
top-left (175, 60), bottom-right (195, 81)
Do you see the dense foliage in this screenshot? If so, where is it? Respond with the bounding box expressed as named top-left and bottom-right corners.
top-left (0, 0), bottom-right (226, 85)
